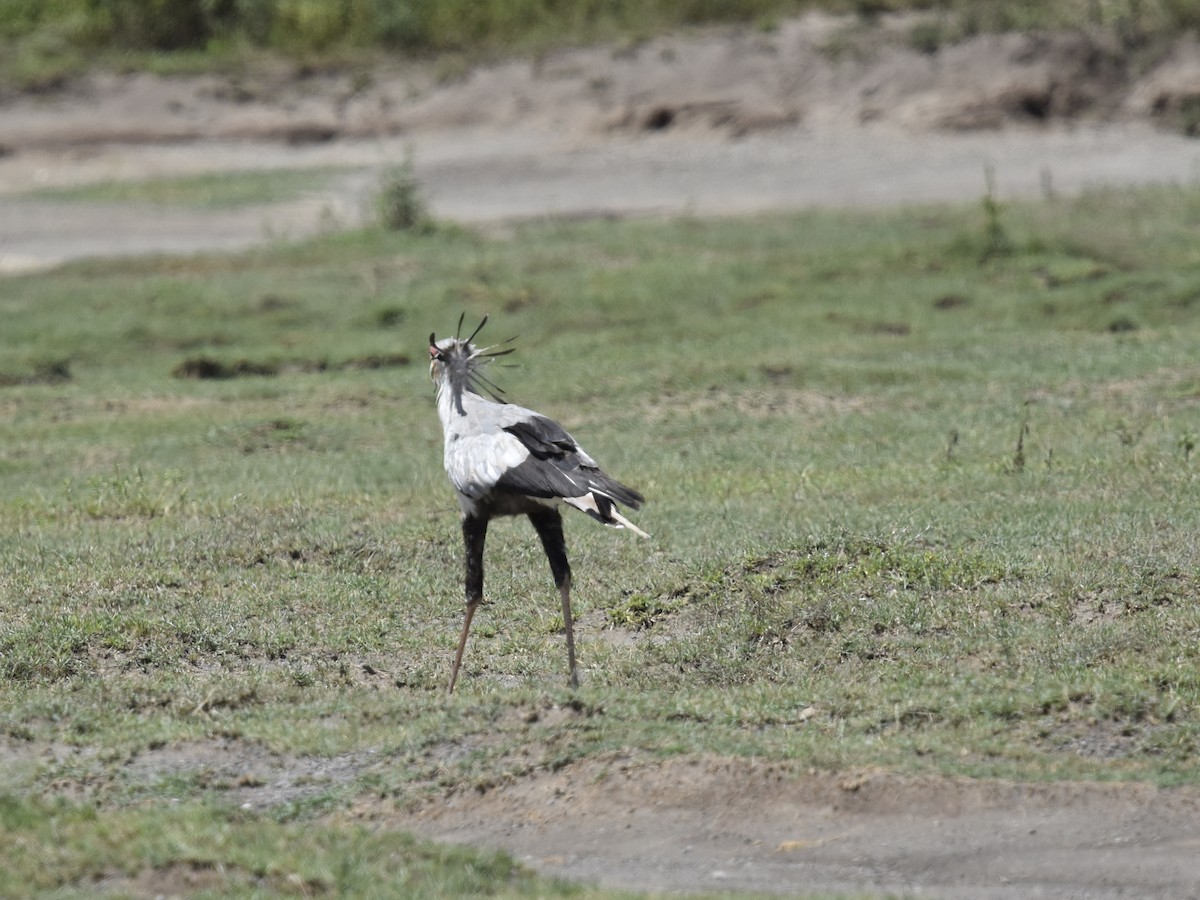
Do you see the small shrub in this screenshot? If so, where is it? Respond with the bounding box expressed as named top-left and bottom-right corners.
top-left (374, 305), bottom-right (407, 328)
top-left (172, 356), bottom-right (277, 379)
top-left (907, 20), bottom-right (944, 55)
top-left (980, 165), bottom-right (1013, 261)
top-left (376, 159), bottom-right (432, 233)
top-left (1177, 95), bottom-right (1200, 137)
top-left (0, 359), bottom-right (72, 387)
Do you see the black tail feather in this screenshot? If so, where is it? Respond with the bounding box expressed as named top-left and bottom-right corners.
top-left (589, 471), bottom-right (644, 510)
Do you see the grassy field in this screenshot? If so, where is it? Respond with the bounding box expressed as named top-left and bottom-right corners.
top-left (15, 167), bottom-right (351, 210)
top-left (3, 181), bottom-right (1200, 893)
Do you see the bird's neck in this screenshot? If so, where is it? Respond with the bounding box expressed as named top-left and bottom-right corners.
top-left (435, 376), bottom-right (470, 429)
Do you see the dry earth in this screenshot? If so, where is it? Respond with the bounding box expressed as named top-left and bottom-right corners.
top-left (394, 753), bottom-right (1200, 899)
top-left (7, 13), bottom-right (1200, 897)
top-left (5, 14), bottom-right (1200, 271)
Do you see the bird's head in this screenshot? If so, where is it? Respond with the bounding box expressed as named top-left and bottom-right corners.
top-left (429, 314), bottom-right (515, 410)
top-left (427, 336), bottom-right (463, 384)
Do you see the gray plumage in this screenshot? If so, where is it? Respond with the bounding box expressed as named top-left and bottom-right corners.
top-left (429, 315), bottom-right (648, 692)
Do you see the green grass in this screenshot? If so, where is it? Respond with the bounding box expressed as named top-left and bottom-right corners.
top-left (4, 183), bottom-right (1200, 893)
top-left (19, 167), bottom-right (348, 210)
top-left (0, 794), bottom-right (574, 898)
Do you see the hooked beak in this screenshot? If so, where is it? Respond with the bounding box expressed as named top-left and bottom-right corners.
top-left (428, 333), bottom-right (440, 381)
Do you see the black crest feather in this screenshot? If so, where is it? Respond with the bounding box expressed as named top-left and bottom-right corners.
top-left (437, 314), bottom-right (518, 411)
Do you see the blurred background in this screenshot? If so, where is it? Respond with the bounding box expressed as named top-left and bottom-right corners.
top-left (5, 0), bottom-right (1200, 272)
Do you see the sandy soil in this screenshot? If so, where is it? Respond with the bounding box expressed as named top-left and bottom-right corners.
top-left (5, 13), bottom-right (1200, 272)
top-left (7, 13), bottom-right (1200, 897)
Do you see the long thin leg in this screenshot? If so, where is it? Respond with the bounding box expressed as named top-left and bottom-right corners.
top-left (448, 513), bottom-right (488, 693)
top-left (529, 509), bottom-right (577, 689)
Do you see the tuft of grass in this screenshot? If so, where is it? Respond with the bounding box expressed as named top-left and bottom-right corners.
top-left (979, 164), bottom-right (1014, 261)
top-left (376, 158), bottom-right (433, 233)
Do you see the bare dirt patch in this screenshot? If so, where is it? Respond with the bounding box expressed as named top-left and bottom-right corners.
top-left (374, 752), bottom-right (1200, 898)
top-left (104, 736), bottom-right (372, 813)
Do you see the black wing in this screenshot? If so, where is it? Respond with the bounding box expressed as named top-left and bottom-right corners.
top-left (505, 415), bottom-right (577, 461)
top-left (496, 415), bottom-right (643, 508)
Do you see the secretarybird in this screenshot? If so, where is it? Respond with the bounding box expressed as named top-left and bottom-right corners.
top-left (429, 315), bottom-right (648, 692)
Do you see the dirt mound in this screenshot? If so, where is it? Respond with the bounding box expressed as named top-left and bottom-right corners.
top-left (0, 14), bottom-right (1191, 152)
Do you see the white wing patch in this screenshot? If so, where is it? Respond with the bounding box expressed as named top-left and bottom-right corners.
top-left (445, 430), bottom-right (530, 499)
